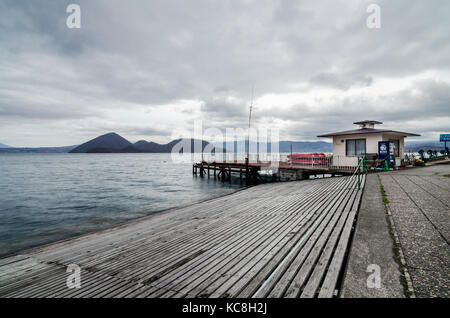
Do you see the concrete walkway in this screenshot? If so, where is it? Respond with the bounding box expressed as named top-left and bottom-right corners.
top-left (342, 164), bottom-right (450, 298)
top-left (341, 174), bottom-right (405, 298)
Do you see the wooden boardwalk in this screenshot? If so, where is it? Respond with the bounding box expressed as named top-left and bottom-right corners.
top-left (0, 175), bottom-right (365, 298)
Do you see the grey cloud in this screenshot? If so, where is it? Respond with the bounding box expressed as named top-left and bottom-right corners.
top-left (263, 77), bottom-right (450, 140)
top-left (310, 72), bottom-right (373, 90)
top-left (0, 0), bottom-right (449, 145)
top-left (201, 97), bottom-right (247, 119)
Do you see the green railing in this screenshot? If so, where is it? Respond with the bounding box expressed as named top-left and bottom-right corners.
top-left (351, 157), bottom-right (364, 190)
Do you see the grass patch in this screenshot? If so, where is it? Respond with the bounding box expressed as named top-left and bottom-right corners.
top-left (443, 174), bottom-right (450, 178)
top-left (386, 221), bottom-right (411, 297)
top-left (378, 175), bottom-right (389, 204)
top-left (378, 174), bottom-right (414, 298)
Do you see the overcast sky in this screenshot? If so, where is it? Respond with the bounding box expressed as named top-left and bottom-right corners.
top-left (0, 0), bottom-right (449, 147)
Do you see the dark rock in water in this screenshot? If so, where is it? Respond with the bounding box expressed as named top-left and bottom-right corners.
top-left (69, 132), bottom-right (132, 153)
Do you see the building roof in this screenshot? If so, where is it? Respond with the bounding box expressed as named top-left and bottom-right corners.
top-left (317, 128), bottom-right (421, 138)
top-left (353, 120), bottom-right (383, 125)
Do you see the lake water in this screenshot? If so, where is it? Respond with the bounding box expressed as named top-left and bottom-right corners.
top-left (0, 153), bottom-right (243, 257)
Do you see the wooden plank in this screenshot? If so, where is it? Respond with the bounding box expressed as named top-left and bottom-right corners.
top-left (318, 175), bottom-right (366, 298)
top-left (299, 188), bottom-right (358, 297)
top-left (113, 181), bottom-right (327, 298)
top-left (249, 177), bottom-right (355, 298)
top-left (201, 177), bottom-right (350, 298)
top-left (226, 177), bottom-right (352, 298)
top-left (281, 181), bottom-right (358, 298)
top-left (155, 178), bottom-right (343, 298)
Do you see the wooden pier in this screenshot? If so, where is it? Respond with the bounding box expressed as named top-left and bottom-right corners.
top-left (0, 174), bottom-right (365, 298)
top-left (193, 160), bottom-right (355, 183)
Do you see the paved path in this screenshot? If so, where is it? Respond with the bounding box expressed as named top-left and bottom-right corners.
top-left (343, 164), bottom-right (450, 298)
top-left (381, 164), bottom-right (450, 297)
top-left (341, 174), bottom-right (405, 298)
top-left (0, 175), bottom-right (364, 298)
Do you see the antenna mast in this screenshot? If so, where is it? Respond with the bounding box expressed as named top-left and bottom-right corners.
top-left (246, 84), bottom-right (254, 164)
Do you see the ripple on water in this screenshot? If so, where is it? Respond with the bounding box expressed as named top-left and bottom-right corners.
top-left (0, 153), bottom-right (243, 257)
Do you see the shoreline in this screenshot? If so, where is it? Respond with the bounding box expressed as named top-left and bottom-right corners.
top-left (0, 183), bottom-right (252, 261)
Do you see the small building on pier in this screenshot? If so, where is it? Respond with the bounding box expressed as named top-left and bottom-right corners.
top-left (317, 120), bottom-right (420, 167)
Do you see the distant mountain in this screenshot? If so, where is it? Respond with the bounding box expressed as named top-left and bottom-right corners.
top-left (213, 140), bottom-right (332, 153)
top-left (69, 132), bottom-right (133, 153)
top-left (0, 142), bottom-right (12, 148)
top-left (0, 145), bottom-right (77, 153)
top-left (405, 141), bottom-right (448, 152)
top-left (133, 140), bottom-right (166, 152)
top-left (134, 139), bottom-right (216, 153)
top-left (69, 133), bottom-right (219, 153)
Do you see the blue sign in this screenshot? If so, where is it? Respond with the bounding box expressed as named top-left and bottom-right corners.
top-left (378, 141), bottom-right (390, 161)
top-left (440, 134), bottom-right (450, 142)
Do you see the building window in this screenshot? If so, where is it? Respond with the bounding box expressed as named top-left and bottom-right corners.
top-left (390, 140), bottom-right (400, 157)
top-left (346, 139), bottom-right (366, 156)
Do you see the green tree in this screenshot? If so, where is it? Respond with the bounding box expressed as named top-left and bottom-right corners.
top-left (418, 149), bottom-right (425, 160)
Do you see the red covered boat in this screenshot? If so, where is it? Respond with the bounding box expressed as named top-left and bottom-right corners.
top-left (287, 153), bottom-right (327, 165)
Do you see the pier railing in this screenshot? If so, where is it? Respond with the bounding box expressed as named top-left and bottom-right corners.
top-left (281, 154), bottom-right (360, 171)
top-left (199, 153), bottom-right (363, 171)
top-left (352, 157), bottom-right (364, 190)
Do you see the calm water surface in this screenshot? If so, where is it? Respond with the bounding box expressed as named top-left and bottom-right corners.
top-left (0, 153), bottom-right (243, 257)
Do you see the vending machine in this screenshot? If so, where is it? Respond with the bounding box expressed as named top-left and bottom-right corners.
top-left (378, 141), bottom-right (396, 168)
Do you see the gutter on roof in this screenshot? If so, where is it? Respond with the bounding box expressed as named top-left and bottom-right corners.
top-left (317, 130), bottom-right (420, 138)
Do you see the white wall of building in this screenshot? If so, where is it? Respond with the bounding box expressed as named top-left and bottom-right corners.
top-left (332, 133), bottom-right (384, 156)
top-left (329, 133), bottom-right (407, 167)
